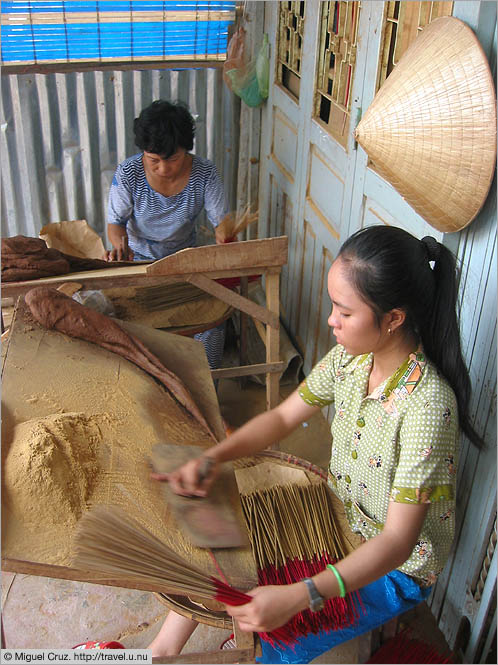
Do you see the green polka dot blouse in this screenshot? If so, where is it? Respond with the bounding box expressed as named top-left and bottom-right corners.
top-left (298, 345), bottom-right (459, 586)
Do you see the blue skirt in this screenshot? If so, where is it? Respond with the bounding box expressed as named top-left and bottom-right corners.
top-left (257, 570), bottom-right (432, 664)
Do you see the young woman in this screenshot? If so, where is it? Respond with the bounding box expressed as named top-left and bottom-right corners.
top-left (150, 225), bottom-right (483, 663)
top-left (106, 99), bottom-right (229, 370)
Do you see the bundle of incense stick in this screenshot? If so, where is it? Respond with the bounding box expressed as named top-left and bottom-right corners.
top-left (215, 204), bottom-right (259, 242)
top-left (132, 206), bottom-right (258, 313)
top-left (73, 506), bottom-right (290, 646)
top-left (132, 281), bottom-right (208, 312)
top-left (240, 482), bottom-right (364, 644)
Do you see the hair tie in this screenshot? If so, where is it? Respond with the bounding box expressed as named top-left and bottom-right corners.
top-left (421, 236), bottom-right (441, 263)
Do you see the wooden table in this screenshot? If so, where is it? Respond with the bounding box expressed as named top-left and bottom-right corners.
top-left (2, 236), bottom-right (289, 662)
top-left (2, 237), bottom-right (288, 411)
top-left (1, 301), bottom-right (260, 662)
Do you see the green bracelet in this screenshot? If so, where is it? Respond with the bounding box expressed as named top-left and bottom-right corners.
top-left (327, 564), bottom-right (346, 598)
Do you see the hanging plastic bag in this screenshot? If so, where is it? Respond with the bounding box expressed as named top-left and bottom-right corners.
top-left (223, 28), bottom-right (269, 108)
top-left (255, 33), bottom-right (269, 100)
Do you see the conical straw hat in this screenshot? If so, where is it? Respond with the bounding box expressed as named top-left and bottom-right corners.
top-left (354, 16), bottom-right (496, 233)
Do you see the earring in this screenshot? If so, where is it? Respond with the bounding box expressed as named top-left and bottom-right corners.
top-left (388, 327), bottom-right (393, 335)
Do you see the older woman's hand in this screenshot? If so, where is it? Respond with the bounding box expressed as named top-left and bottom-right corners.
top-left (105, 228), bottom-right (134, 260)
top-left (103, 247), bottom-right (135, 261)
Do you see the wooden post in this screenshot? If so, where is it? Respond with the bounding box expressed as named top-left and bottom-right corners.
top-left (233, 619), bottom-right (258, 662)
top-left (239, 276), bottom-right (249, 389)
top-left (265, 270), bottom-right (281, 417)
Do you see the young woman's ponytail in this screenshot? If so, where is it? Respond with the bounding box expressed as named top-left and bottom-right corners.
top-left (419, 238), bottom-right (483, 448)
top-left (339, 226), bottom-right (484, 449)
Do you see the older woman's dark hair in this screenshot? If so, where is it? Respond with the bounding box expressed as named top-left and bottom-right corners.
top-left (338, 225), bottom-right (483, 449)
top-left (134, 100), bottom-right (195, 157)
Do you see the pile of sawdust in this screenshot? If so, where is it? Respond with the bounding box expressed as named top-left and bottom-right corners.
top-left (4, 412), bottom-right (102, 528)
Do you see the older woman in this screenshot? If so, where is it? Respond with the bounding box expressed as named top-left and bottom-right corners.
top-left (106, 99), bottom-right (229, 369)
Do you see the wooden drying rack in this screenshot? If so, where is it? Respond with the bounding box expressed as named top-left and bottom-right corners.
top-left (2, 237), bottom-right (289, 662)
top-left (1, 236), bottom-right (288, 411)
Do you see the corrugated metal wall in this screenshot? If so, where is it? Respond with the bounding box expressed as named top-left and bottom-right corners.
top-left (1, 67), bottom-right (239, 247)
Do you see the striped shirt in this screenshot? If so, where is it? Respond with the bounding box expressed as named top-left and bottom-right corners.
top-left (108, 153), bottom-right (228, 260)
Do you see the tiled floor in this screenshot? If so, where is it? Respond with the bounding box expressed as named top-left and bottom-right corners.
top-left (1, 368), bottom-right (453, 663)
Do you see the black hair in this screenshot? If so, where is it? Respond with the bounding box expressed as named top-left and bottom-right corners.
top-left (338, 225), bottom-right (484, 449)
top-left (133, 100), bottom-right (195, 158)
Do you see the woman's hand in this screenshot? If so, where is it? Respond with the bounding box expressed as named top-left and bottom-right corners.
top-left (151, 392), bottom-right (319, 497)
top-left (104, 245), bottom-right (134, 261)
top-left (106, 225), bottom-right (134, 261)
top-left (150, 454), bottom-right (219, 497)
top-left (214, 224), bottom-right (236, 244)
top-left (225, 583), bottom-right (308, 633)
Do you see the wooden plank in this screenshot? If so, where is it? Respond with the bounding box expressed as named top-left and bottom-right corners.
top-left (1, 264), bottom-right (148, 297)
top-left (0, 558), bottom-right (204, 597)
top-left (3, 60), bottom-right (225, 76)
top-left (233, 619), bottom-right (257, 658)
top-left (151, 648), bottom-right (255, 664)
top-left (146, 237), bottom-right (289, 275)
top-left (211, 362), bottom-right (286, 380)
top-left (186, 273), bottom-right (279, 328)
top-left (1, 268), bottom-right (272, 298)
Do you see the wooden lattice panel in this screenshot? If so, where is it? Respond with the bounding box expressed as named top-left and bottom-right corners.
top-left (277, 1), bottom-right (306, 99)
top-left (472, 515), bottom-right (497, 602)
top-left (378, 1), bottom-right (454, 89)
top-left (314, 1), bottom-right (361, 149)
